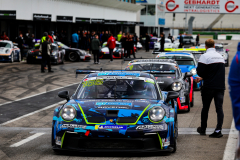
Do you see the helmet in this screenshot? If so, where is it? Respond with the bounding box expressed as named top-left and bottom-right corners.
top-left (132, 80), bottom-right (147, 94)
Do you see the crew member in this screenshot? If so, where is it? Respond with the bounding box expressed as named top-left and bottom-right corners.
top-left (41, 32), bottom-right (48, 43)
top-left (168, 33), bottom-right (173, 43)
top-left (71, 31), bottom-right (79, 48)
top-left (196, 34), bottom-right (200, 46)
top-left (107, 34), bottom-right (116, 62)
top-left (91, 35), bottom-right (101, 64)
top-left (39, 36), bottom-right (53, 73)
top-left (48, 31), bottom-right (54, 43)
top-left (160, 32), bottom-right (165, 52)
top-left (145, 33), bottom-right (150, 52)
top-left (17, 33), bottom-right (24, 61)
top-left (117, 31), bottom-right (122, 42)
top-left (179, 33), bottom-right (184, 48)
top-left (196, 39), bottom-right (225, 138)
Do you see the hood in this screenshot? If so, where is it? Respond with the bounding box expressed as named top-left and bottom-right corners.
top-left (0, 48), bottom-right (11, 56)
top-left (179, 65), bottom-right (195, 73)
top-left (101, 47), bottom-right (119, 54)
top-left (74, 99), bottom-right (161, 124)
top-left (155, 76), bottom-right (175, 91)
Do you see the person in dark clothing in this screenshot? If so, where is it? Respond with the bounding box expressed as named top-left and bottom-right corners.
top-left (168, 33), bottom-right (173, 43)
top-left (89, 32), bottom-right (95, 53)
top-left (102, 31), bottom-right (109, 44)
top-left (196, 39), bottom-right (225, 138)
top-left (121, 33), bottom-right (127, 58)
top-left (130, 35), bottom-right (136, 58)
top-left (91, 35), bottom-right (101, 64)
top-left (160, 32), bottom-right (165, 52)
top-left (81, 34), bottom-right (87, 50)
top-left (133, 33), bottom-right (138, 46)
top-left (28, 34), bottom-right (35, 49)
top-left (145, 33), bottom-right (150, 52)
top-left (196, 34), bottom-right (200, 46)
top-left (179, 33), bottom-right (184, 48)
top-left (39, 36), bottom-right (53, 73)
top-left (17, 33), bottom-right (24, 61)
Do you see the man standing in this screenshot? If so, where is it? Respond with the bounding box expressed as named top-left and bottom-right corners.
top-left (179, 33), bottom-right (184, 48)
top-left (117, 31), bottom-right (122, 42)
top-left (71, 31), bottom-right (79, 48)
top-left (168, 33), bottom-right (173, 43)
top-left (196, 34), bottom-right (200, 46)
top-left (196, 39), bottom-right (225, 138)
top-left (100, 31), bottom-right (104, 44)
top-left (107, 34), bottom-right (116, 62)
top-left (28, 34), bottom-right (35, 49)
top-left (17, 33), bottom-right (24, 61)
top-left (39, 36), bottom-right (53, 73)
top-left (91, 35), bottom-right (101, 64)
top-left (160, 32), bottom-right (165, 52)
top-left (48, 31), bottom-right (54, 43)
top-left (145, 33), bottom-right (150, 52)
top-left (102, 31), bottom-right (109, 44)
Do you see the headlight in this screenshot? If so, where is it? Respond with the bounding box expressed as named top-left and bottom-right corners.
top-left (222, 53), bottom-right (227, 60)
top-left (149, 106), bottom-right (165, 122)
top-left (80, 51), bottom-right (86, 56)
top-left (52, 52), bottom-right (57, 55)
top-left (5, 49), bottom-right (10, 54)
top-left (172, 82), bottom-right (182, 91)
top-left (190, 68), bottom-right (197, 75)
top-left (61, 105), bottom-right (76, 121)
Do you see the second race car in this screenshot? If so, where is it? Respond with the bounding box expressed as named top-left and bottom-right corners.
top-left (0, 40), bottom-right (21, 63)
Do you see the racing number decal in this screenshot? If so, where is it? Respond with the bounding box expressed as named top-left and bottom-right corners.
top-left (225, 1), bottom-right (239, 13)
top-left (166, 0), bottom-right (179, 12)
top-left (82, 79), bottom-right (103, 87)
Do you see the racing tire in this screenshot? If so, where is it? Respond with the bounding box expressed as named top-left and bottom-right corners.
top-left (10, 53), bottom-right (14, 63)
top-left (190, 90), bottom-right (194, 107)
top-left (17, 53), bottom-right (21, 62)
top-left (186, 95), bottom-right (191, 112)
top-left (171, 118), bottom-right (178, 153)
top-left (68, 52), bottom-right (79, 62)
top-left (61, 56), bottom-right (64, 64)
top-left (225, 58), bottom-right (229, 67)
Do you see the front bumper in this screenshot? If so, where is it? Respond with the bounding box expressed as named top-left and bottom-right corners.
top-left (0, 55), bottom-right (11, 62)
top-left (53, 132), bottom-right (173, 152)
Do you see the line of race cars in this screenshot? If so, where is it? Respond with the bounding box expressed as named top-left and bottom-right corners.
top-left (51, 44), bottom-right (230, 154)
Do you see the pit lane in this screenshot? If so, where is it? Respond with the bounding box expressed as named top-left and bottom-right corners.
top-left (0, 39), bottom-right (235, 160)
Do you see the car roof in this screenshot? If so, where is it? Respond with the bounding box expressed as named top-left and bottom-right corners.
top-left (0, 40), bottom-right (12, 43)
top-left (87, 71), bottom-right (153, 78)
top-left (129, 59), bottom-right (177, 64)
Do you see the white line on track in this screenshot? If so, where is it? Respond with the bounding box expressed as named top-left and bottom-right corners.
top-left (0, 100), bottom-right (65, 126)
top-left (10, 133), bottom-right (45, 147)
top-left (0, 82), bottom-right (79, 107)
top-left (223, 120), bottom-right (238, 160)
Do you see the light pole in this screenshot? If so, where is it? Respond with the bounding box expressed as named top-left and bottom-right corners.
top-left (221, 21), bottom-right (223, 32)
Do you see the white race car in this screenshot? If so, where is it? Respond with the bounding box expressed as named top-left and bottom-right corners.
top-left (0, 40), bottom-right (21, 62)
top-left (136, 42), bottom-right (142, 50)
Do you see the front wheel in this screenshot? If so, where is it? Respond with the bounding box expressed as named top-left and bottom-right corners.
top-left (186, 95), bottom-right (191, 112)
top-left (10, 53), bottom-right (14, 63)
top-left (171, 118), bottom-right (178, 153)
top-left (68, 52), bottom-right (79, 62)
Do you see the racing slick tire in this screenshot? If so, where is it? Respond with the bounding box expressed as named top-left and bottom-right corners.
top-left (68, 52), bottom-right (79, 62)
top-left (10, 53), bottom-right (14, 63)
top-left (17, 52), bottom-right (21, 62)
top-left (186, 95), bottom-right (191, 112)
top-left (190, 90), bottom-right (194, 107)
top-left (225, 58), bottom-right (229, 67)
top-left (171, 117), bottom-right (178, 153)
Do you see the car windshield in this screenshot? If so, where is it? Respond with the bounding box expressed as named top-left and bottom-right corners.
top-left (165, 39), bottom-right (171, 43)
top-left (116, 43), bottom-right (122, 48)
top-left (51, 45), bottom-right (58, 51)
top-left (158, 56), bottom-right (195, 65)
top-left (216, 47), bottom-right (224, 52)
top-left (184, 36), bottom-right (193, 39)
top-left (57, 42), bottom-right (69, 49)
top-left (126, 63), bottom-right (177, 71)
top-left (0, 42), bottom-right (11, 48)
top-left (77, 77), bottom-right (159, 100)
top-left (150, 39), bottom-right (158, 42)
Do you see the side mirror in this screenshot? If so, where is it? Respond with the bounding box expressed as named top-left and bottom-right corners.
top-left (58, 90), bottom-right (70, 101)
top-left (184, 72), bottom-right (193, 79)
top-left (167, 91), bottom-right (179, 100)
top-left (226, 49), bottom-right (230, 52)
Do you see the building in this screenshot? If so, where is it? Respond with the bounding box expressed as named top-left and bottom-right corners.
top-left (136, 0), bottom-right (165, 37)
top-left (0, 0), bottom-right (144, 44)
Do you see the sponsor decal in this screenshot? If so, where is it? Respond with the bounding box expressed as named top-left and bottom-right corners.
top-left (97, 72), bottom-right (140, 77)
top-left (109, 119), bottom-right (114, 123)
top-left (225, 1), bottom-right (239, 13)
top-left (61, 124), bottom-right (87, 129)
top-left (136, 124), bottom-right (166, 130)
top-left (166, 0), bottom-right (179, 12)
top-left (96, 102), bottom-right (132, 106)
top-left (96, 106), bottom-right (130, 109)
top-left (82, 79), bottom-right (103, 87)
top-left (95, 125), bottom-right (127, 130)
top-left (145, 79), bottom-right (155, 84)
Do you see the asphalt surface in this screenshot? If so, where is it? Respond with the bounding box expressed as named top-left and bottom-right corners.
top-left (0, 39), bottom-right (236, 160)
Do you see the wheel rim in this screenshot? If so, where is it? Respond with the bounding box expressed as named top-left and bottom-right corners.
top-left (19, 53), bottom-right (21, 62)
top-left (69, 52), bottom-right (77, 61)
top-left (11, 54), bottom-right (13, 62)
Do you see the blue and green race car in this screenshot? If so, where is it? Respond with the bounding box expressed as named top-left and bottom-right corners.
top-left (52, 70), bottom-right (179, 153)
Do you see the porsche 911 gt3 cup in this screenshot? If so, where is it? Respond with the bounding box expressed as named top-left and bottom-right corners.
top-left (52, 71), bottom-right (179, 153)
top-left (0, 40), bottom-right (21, 62)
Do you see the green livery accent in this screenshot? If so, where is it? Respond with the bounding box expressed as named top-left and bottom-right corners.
top-left (78, 104), bottom-right (106, 124)
top-left (157, 133), bottom-right (163, 149)
top-left (61, 132), bottom-right (66, 148)
top-left (129, 65), bottom-right (133, 70)
top-left (116, 104), bottom-right (151, 125)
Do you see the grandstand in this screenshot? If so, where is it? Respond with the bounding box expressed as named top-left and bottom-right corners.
top-left (165, 13), bottom-right (240, 31)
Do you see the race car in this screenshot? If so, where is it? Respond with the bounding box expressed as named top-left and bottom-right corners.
top-left (26, 43), bottom-right (65, 64)
top-left (176, 35), bottom-right (195, 46)
top-left (0, 40), bottom-right (21, 62)
top-left (125, 59), bottom-right (194, 111)
top-left (54, 41), bottom-right (91, 62)
top-left (156, 52), bottom-right (202, 92)
top-left (100, 42), bottom-right (136, 59)
top-left (136, 42), bottom-right (143, 50)
top-left (215, 43), bottom-right (229, 67)
top-left (52, 70), bottom-right (179, 153)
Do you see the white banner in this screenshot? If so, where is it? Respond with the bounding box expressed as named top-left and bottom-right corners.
top-left (165, 0), bottom-right (240, 14)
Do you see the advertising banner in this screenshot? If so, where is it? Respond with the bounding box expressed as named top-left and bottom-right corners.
top-left (91, 19), bottom-right (104, 24)
top-left (104, 20), bottom-right (117, 25)
top-left (76, 17), bottom-right (90, 24)
top-left (33, 14), bottom-right (51, 21)
top-left (165, 0), bottom-right (240, 14)
top-left (56, 16), bottom-right (73, 22)
top-left (0, 10), bottom-right (16, 20)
